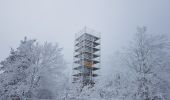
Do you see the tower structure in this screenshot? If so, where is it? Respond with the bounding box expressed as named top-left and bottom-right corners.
top-left (72, 27), bottom-right (101, 87)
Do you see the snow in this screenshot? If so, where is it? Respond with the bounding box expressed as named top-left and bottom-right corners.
top-left (0, 28), bottom-right (170, 100)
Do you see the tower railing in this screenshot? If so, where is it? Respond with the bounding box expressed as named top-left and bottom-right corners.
top-left (75, 27), bottom-right (101, 40)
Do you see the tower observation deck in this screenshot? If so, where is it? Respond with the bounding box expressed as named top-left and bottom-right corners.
top-left (72, 27), bottom-right (101, 87)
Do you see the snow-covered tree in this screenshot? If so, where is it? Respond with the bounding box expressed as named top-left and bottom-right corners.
top-left (0, 37), bottom-right (37, 99)
top-left (124, 27), bottom-right (170, 100)
top-left (0, 37), bottom-right (67, 100)
top-left (30, 42), bottom-right (68, 99)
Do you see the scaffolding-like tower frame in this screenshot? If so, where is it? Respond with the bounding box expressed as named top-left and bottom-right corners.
top-left (72, 27), bottom-right (101, 88)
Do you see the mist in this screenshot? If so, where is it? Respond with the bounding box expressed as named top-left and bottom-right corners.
top-left (0, 0), bottom-right (170, 100)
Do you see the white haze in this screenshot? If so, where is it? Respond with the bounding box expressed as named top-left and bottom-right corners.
top-left (0, 0), bottom-right (170, 74)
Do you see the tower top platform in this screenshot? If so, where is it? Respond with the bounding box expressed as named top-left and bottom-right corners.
top-left (75, 27), bottom-right (101, 39)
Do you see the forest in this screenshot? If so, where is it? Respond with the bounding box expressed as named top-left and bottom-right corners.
top-left (0, 27), bottom-right (170, 100)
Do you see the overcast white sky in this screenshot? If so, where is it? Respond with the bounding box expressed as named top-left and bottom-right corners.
top-left (0, 0), bottom-right (170, 72)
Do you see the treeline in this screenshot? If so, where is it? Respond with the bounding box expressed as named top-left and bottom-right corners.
top-left (0, 27), bottom-right (170, 100)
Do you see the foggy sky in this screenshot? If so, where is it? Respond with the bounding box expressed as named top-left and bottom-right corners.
top-left (0, 0), bottom-right (170, 73)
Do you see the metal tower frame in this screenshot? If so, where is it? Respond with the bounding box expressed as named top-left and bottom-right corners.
top-left (72, 27), bottom-right (101, 88)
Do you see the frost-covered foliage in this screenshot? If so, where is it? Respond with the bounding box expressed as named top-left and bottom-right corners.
top-left (67, 74), bottom-right (131, 100)
top-left (0, 37), bottom-right (67, 100)
top-left (123, 27), bottom-right (170, 100)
